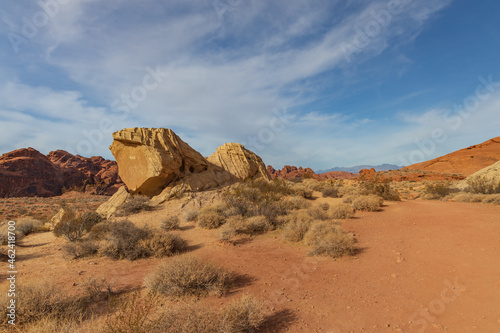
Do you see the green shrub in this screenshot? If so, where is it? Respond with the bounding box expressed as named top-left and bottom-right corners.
top-left (144, 255), bottom-right (235, 297)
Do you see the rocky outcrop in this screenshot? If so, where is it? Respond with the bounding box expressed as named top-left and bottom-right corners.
top-left (96, 186), bottom-right (130, 218)
top-left (403, 137), bottom-right (500, 177)
top-left (457, 160), bottom-right (500, 191)
top-left (267, 165), bottom-right (357, 180)
top-left (0, 148), bottom-right (63, 197)
top-left (359, 168), bottom-right (377, 180)
top-left (208, 143), bottom-right (270, 181)
top-left (110, 128), bottom-right (238, 197)
top-left (0, 148), bottom-right (122, 198)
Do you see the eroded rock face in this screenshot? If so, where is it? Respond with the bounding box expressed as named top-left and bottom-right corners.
top-left (267, 165), bottom-right (357, 180)
top-left (208, 143), bottom-right (270, 181)
top-left (0, 148), bottom-right (62, 197)
top-left (457, 160), bottom-right (500, 191)
top-left (96, 186), bottom-right (130, 218)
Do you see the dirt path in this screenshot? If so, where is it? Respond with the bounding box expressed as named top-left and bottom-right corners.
top-left (4, 200), bottom-right (500, 332)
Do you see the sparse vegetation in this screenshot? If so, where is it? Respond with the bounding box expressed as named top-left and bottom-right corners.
top-left (282, 213), bottom-right (314, 242)
top-left (63, 239), bottom-right (99, 259)
top-left (139, 232), bottom-right (187, 258)
top-left (117, 195), bottom-right (154, 216)
top-left (197, 211), bottom-right (226, 229)
top-left (183, 209), bottom-right (199, 222)
top-left (361, 180), bottom-right (401, 201)
top-left (53, 208), bottom-right (103, 242)
top-left (15, 217), bottom-right (43, 236)
top-left (304, 221), bottom-right (357, 258)
top-left (145, 255), bottom-right (235, 297)
top-left (424, 181), bottom-right (453, 199)
top-left (466, 176), bottom-right (500, 194)
top-left (321, 186), bottom-right (340, 198)
top-left (329, 203), bottom-right (355, 219)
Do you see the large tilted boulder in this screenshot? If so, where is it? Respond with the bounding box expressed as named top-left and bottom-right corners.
top-left (208, 143), bottom-right (270, 181)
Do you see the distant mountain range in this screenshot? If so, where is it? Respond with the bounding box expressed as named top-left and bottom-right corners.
top-left (316, 164), bottom-right (402, 174)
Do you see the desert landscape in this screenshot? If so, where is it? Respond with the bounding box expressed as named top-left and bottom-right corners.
top-left (2, 1), bottom-right (500, 332)
top-left (0, 128), bottom-right (499, 333)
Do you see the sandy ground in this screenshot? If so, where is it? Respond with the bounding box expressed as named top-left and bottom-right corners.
top-left (2, 199), bottom-right (500, 332)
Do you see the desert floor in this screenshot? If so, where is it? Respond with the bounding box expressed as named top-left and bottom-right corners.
top-left (2, 196), bottom-right (500, 333)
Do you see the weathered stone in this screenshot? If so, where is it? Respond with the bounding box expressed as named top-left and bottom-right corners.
top-left (208, 143), bottom-right (270, 181)
top-left (96, 186), bottom-right (130, 218)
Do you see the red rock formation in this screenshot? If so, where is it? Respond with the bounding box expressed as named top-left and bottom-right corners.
top-left (267, 165), bottom-right (357, 180)
top-left (359, 168), bottom-right (377, 180)
top-left (403, 137), bottom-right (500, 177)
top-left (0, 148), bottom-right (122, 197)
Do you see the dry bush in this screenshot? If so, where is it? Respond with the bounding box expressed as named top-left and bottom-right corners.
top-left (321, 186), bottom-right (340, 198)
top-left (139, 232), bottom-right (187, 258)
top-left (218, 223), bottom-right (237, 243)
top-left (87, 222), bottom-right (111, 241)
top-left (318, 202), bottom-right (330, 211)
top-left (0, 223), bottom-right (24, 245)
top-left (453, 193), bottom-right (487, 203)
top-left (284, 196), bottom-right (312, 210)
top-left (15, 217), bottom-right (43, 236)
top-left (282, 213), bottom-right (314, 242)
top-left (304, 221), bottom-right (357, 258)
top-left (329, 203), bottom-right (355, 219)
top-left (306, 207), bottom-right (329, 221)
top-left (100, 220), bottom-right (151, 260)
top-left (293, 184), bottom-right (313, 199)
top-left (82, 276), bottom-right (115, 302)
top-left (183, 209), bottom-right (199, 222)
top-left (197, 211), bottom-right (226, 229)
top-left (361, 180), bottom-right (400, 201)
top-left (144, 255), bottom-right (235, 297)
top-left (352, 195), bottom-right (383, 211)
top-left (220, 294), bottom-right (265, 333)
top-left (302, 178), bottom-right (320, 190)
top-left (161, 216), bottom-right (180, 230)
top-left (481, 194), bottom-right (500, 205)
top-left (338, 186), bottom-right (360, 197)
top-left (342, 194), bottom-right (359, 204)
top-left (467, 176), bottom-right (500, 194)
top-left (244, 216), bottom-right (272, 234)
top-left (153, 295), bottom-right (265, 333)
top-left (424, 181), bottom-right (453, 199)
top-left (0, 280), bottom-right (85, 326)
top-left (63, 239), bottom-right (99, 259)
top-left (53, 209), bottom-right (103, 242)
top-left (117, 195), bottom-right (154, 216)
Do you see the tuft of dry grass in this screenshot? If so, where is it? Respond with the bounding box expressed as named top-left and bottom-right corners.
top-left (63, 239), bottom-right (99, 259)
top-left (304, 221), bottom-right (357, 258)
top-left (144, 255), bottom-right (235, 297)
top-left (282, 213), bottom-right (314, 242)
top-left (139, 232), bottom-right (187, 258)
top-left (219, 294), bottom-right (266, 333)
top-left (183, 209), bottom-right (199, 222)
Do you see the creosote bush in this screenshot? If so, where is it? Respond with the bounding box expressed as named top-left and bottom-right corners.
top-left (197, 211), bottom-right (226, 229)
top-left (139, 232), bottom-right (187, 258)
top-left (100, 220), bottom-right (151, 260)
top-left (63, 239), bottom-right (99, 259)
top-left (117, 195), bottom-right (154, 216)
top-left (282, 213), bottom-right (314, 242)
top-left (424, 181), bottom-right (453, 199)
top-left (145, 255), bottom-right (235, 297)
top-left (304, 221), bottom-right (357, 258)
top-left (321, 186), bottom-right (340, 198)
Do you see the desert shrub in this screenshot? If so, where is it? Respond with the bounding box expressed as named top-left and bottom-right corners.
top-left (87, 221), bottom-right (111, 240)
top-left (220, 295), bottom-right (265, 333)
top-left (424, 181), bottom-right (453, 199)
top-left (329, 203), bottom-right (355, 219)
top-left (16, 217), bottom-right (43, 236)
top-left (139, 232), bottom-right (187, 258)
top-left (0, 280), bottom-right (85, 326)
top-left (82, 276), bottom-right (115, 302)
top-left (218, 223), bottom-right (237, 243)
top-left (304, 221), bottom-right (356, 258)
top-left (244, 216), bottom-right (271, 234)
top-left (144, 255), bottom-right (235, 297)
top-left (467, 176), bottom-right (500, 194)
top-left (100, 220), bottom-right (151, 260)
top-left (63, 239), bottom-right (99, 259)
top-left (453, 193), bottom-right (486, 203)
top-left (321, 186), bottom-right (340, 198)
top-left (0, 223), bottom-right (24, 245)
top-left (161, 216), bottom-right (180, 230)
top-left (282, 213), bottom-right (314, 242)
top-left (342, 195), bottom-right (358, 204)
top-left (285, 196), bottom-right (312, 210)
top-left (481, 194), bottom-right (500, 205)
top-left (352, 195), bottom-right (383, 211)
top-left (53, 208), bottom-right (102, 242)
top-left (306, 207), bottom-right (329, 221)
top-left (361, 180), bottom-right (400, 201)
top-left (318, 202), bottom-right (330, 211)
top-left (293, 184), bottom-right (313, 199)
top-left (338, 186), bottom-right (360, 197)
top-left (197, 212), bottom-right (226, 229)
top-left (117, 195), bottom-right (154, 216)
top-left (183, 209), bottom-right (199, 222)
top-left (223, 179), bottom-right (292, 224)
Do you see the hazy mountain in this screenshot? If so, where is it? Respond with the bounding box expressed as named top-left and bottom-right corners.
top-left (316, 164), bottom-right (402, 174)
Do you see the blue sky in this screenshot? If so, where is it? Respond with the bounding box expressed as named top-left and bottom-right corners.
top-left (1, 0), bottom-right (499, 171)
